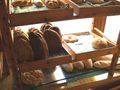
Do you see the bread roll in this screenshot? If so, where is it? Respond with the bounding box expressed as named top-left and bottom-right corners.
top-left (61, 63), bottom-right (73, 72)
top-left (73, 61), bottom-right (84, 70)
top-left (94, 61), bottom-right (111, 69)
top-left (92, 38), bottom-right (108, 49)
top-left (21, 70), bottom-right (44, 85)
top-left (83, 59), bottom-right (93, 69)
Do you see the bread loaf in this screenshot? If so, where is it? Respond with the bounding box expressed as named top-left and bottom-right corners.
top-left (13, 29), bottom-right (34, 63)
top-left (94, 61), bottom-right (111, 68)
top-left (43, 29), bottom-right (62, 53)
top-left (28, 28), bottom-right (49, 60)
top-left (61, 63), bottom-right (74, 72)
top-left (21, 70), bottom-right (44, 85)
top-left (92, 38), bottom-right (108, 49)
top-left (83, 59), bottom-right (93, 69)
top-left (73, 61), bottom-right (84, 70)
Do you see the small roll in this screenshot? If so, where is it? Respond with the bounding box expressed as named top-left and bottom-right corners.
top-left (83, 59), bottom-right (93, 69)
top-left (61, 63), bottom-right (74, 72)
top-left (94, 61), bottom-right (111, 69)
top-left (73, 61), bottom-right (84, 70)
top-left (92, 38), bottom-right (108, 49)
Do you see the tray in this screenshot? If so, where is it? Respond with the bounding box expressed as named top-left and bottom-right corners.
top-left (9, 1), bottom-right (73, 26)
top-left (68, 0), bottom-right (120, 17)
top-left (18, 44), bottom-right (73, 73)
top-left (62, 31), bottom-right (118, 61)
top-left (20, 66), bottom-right (108, 90)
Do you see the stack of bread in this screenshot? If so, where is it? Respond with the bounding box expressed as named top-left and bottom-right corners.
top-left (61, 59), bottom-right (93, 72)
top-left (13, 29), bottom-right (45, 85)
top-left (12, 0), bottom-right (66, 9)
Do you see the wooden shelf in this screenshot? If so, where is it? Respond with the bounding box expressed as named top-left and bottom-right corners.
top-left (0, 0), bottom-right (120, 90)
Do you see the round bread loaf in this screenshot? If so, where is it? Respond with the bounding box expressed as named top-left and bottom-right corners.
top-left (73, 61), bottom-right (84, 70)
top-left (28, 28), bottom-right (49, 60)
top-left (92, 38), bottom-right (108, 49)
top-left (21, 70), bottom-right (44, 85)
top-left (94, 61), bottom-right (111, 69)
top-left (61, 63), bottom-right (74, 72)
top-left (13, 30), bottom-right (34, 63)
top-left (43, 29), bottom-right (62, 53)
top-left (83, 59), bottom-right (93, 69)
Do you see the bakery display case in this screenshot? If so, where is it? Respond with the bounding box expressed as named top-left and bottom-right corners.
top-left (0, 0), bottom-right (120, 90)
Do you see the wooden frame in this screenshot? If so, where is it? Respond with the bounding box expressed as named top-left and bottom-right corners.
top-left (0, 0), bottom-right (120, 90)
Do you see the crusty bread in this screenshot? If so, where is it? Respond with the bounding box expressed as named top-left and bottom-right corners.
top-left (83, 59), bottom-right (93, 69)
top-left (92, 38), bottom-right (108, 49)
top-left (73, 61), bottom-right (84, 70)
top-left (94, 61), bottom-right (111, 69)
top-left (13, 30), bottom-right (34, 63)
top-left (21, 70), bottom-right (44, 85)
top-left (28, 28), bottom-right (49, 60)
top-left (43, 29), bottom-right (62, 53)
top-left (61, 63), bottom-right (74, 72)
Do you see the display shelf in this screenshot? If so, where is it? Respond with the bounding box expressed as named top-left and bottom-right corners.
top-left (18, 45), bottom-right (73, 73)
top-left (0, 0), bottom-right (120, 90)
top-left (69, 0), bottom-right (120, 17)
top-left (62, 31), bottom-right (118, 61)
top-left (8, 0), bottom-right (120, 26)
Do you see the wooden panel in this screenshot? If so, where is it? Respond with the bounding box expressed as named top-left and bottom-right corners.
top-left (76, 46), bottom-right (118, 61)
top-left (9, 8), bottom-right (73, 26)
top-left (63, 76), bottom-right (120, 90)
top-left (92, 16), bottom-right (106, 35)
top-left (19, 55), bottom-right (72, 72)
top-left (108, 31), bottom-right (120, 78)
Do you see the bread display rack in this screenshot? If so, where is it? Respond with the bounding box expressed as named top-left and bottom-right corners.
top-left (0, 0), bottom-right (120, 90)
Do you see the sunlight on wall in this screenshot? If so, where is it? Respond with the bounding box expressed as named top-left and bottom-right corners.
top-left (104, 15), bottom-right (120, 42)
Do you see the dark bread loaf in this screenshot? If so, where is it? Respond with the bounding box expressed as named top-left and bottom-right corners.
top-left (43, 29), bottom-right (62, 53)
top-left (49, 26), bottom-right (62, 37)
top-left (13, 29), bottom-right (34, 63)
top-left (28, 28), bottom-right (49, 60)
